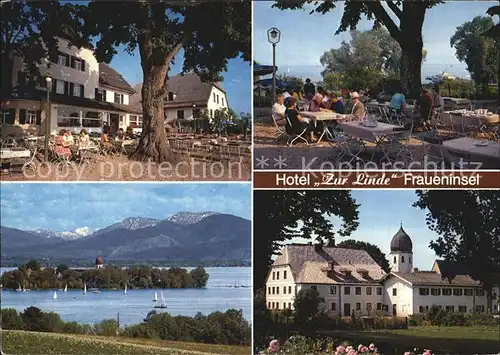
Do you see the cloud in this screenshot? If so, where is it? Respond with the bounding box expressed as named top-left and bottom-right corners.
top-left (0, 183), bottom-right (251, 231)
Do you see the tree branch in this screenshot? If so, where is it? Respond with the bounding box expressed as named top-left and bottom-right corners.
top-left (158, 34), bottom-right (191, 98)
top-left (366, 2), bottom-right (402, 43)
top-left (386, 1), bottom-right (403, 20)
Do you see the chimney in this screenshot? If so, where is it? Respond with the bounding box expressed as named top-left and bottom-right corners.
top-left (413, 268), bottom-right (419, 272)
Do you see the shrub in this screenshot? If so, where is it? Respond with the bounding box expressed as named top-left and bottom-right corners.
top-left (94, 319), bottom-right (118, 336)
top-left (1, 308), bottom-right (24, 330)
top-left (41, 312), bottom-right (64, 332)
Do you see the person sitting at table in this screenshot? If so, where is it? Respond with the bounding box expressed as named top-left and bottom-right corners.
top-left (350, 92), bottom-right (365, 120)
top-left (329, 93), bottom-right (345, 113)
top-left (272, 94), bottom-right (286, 127)
top-left (63, 130), bottom-right (74, 145)
top-left (417, 87), bottom-right (433, 131)
top-left (292, 86), bottom-right (303, 101)
top-left (303, 78), bottom-right (315, 100)
top-left (390, 87), bottom-right (406, 112)
top-left (116, 128), bottom-right (125, 140)
top-left (285, 97), bottom-right (318, 143)
top-left (283, 87), bottom-right (292, 99)
top-left (100, 127), bottom-right (115, 153)
top-left (79, 129), bottom-right (90, 146)
top-left (431, 86), bottom-right (444, 110)
top-left (55, 129), bottom-right (72, 159)
top-left (309, 93), bottom-right (329, 112)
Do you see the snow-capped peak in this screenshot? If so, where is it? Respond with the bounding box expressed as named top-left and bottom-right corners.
top-left (32, 227), bottom-right (95, 240)
top-left (167, 211), bottom-right (219, 225)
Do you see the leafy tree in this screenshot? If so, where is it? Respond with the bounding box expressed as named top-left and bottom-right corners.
top-left (0, 1), bottom-right (86, 93)
top-left (482, 5), bottom-right (500, 102)
top-left (336, 239), bottom-right (391, 273)
top-left (450, 16), bottom-right (499, 96)
top-left (21, 306), bottom-right (45, 331)
top-left (413, 190), bottom-right (500, 293)
top-left (189, 266), bottom-right (209, 288)
top-left (253, 190), bottom-right (359, 291)
top-left (82, 1), bottom-right (250, 162)
top-left (320, 29), bottom-right (427, 91)
top-left (25, 260), bottom-right (41, 272)
top-left (274, 0), bottom-right (442, 97)
top-left (0, 308), bottom-right (24, 330)
top-left (56, 264), bottom-right (69, 275)
top-left (212, 107), bottom-right (237, 136)
top-left (293, 288), bottom-right (324, 328)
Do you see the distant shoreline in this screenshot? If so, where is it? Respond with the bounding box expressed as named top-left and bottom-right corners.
top-left (1, 261), bottom-right (251, 268)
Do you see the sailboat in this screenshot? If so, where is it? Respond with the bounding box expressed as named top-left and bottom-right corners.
top-left (123, 284), bottom-right (127, 295)
top-left (152, 291), bottom-right (158, 302)
top-left (83, 283), bottom-right (87, 295)
top-left (154, 291), bottom-right (167, 309)
top-left (64, 284), bottom-right (68, 292)
top-left (16, 284), bottom-right (22, 292)
top-left (52, 291), bottom-right (57, 300)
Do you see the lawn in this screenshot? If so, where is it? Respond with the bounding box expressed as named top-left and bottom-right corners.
top-left (1, 330), bottom-right (251, 355)
top-left (320, 326), bottom-right (500, 354)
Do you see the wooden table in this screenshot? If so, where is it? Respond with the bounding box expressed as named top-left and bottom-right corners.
top-left (300, 111), bottom-right (351, 143)
top-left (1, 148), bottom-right (31, 160)
top-left (442, 137), bottom-right (500, 161)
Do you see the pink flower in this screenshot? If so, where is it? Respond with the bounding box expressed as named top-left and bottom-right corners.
top-left (346, 346), bottom-right (354, 352)
top-left (423, 350), bottom-right (432, 355)
top-left (358, 344), bottom-right (363, 351)
top-left (336, 345), bottom-right (346, 354)
top-left (369, 344), bottom-right (376, 351)
top-left (360, 346), bottom-right (369, 353)
top-left (404, 352), bottom-right (411, 355)
top-left (268, 340), bottom-right (280, 353)
top-left (347, 350), bottom-right (358, 355)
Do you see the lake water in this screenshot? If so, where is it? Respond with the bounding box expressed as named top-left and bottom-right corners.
top-left (0, 267), bottom-right (251, 326)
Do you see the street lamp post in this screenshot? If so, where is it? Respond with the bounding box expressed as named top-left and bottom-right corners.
top-left (44, 76), bottom-right (52, 162)
top-left (267, 27), bottom-right (281, 104)
top-left (192, 103), bottom-right (197, 137)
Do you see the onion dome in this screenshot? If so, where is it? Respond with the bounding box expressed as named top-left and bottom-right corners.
top-left (95, 255), bottom-right (104, 265)
top-left (390, 225), bottom-right (413, 253)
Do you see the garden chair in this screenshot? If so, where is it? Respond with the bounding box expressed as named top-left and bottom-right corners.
top-left (285, 116), bottom-right (308, 146)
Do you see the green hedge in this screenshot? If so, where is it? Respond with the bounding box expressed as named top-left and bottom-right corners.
top-left (408, 306), bottom-right (498, 327)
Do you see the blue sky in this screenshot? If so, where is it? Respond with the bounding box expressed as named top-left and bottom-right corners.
top-left (0, 183), bottom-right (251, 232)
top-left (290, 190), bottom-right (441, 271)
top-left (253, 1), bottom-right (498, 82)
top-left (109, 48), bottom-right (251, 115)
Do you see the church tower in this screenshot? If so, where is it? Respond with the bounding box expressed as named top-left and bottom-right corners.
top-left (389, 225), bottom-right (413, 273)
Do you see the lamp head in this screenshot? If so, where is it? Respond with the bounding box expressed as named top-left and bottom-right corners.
top-left (267, 27), bottom-right (281, 44)
top-left (45, 76), bottom-right (52, 83)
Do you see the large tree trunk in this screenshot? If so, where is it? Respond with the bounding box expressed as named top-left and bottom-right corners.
top-left (130, 65), bottom-right (176, 163)
top-left (399, 3), bottom-right (426, 98)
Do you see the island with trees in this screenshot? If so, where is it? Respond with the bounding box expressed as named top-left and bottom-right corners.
top-left (1, 261), bottom-right (209, 290)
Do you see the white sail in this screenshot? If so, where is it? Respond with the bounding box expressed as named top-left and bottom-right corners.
top-left (53, 291), bottom-right (57, 299)
top-left (83, 283), bottom-right (87, 294)
top-left (153, 291), bottom-right (158, 302)
top-left (64, 284), bottom-right (68, 292)
top-left (160, 291), bottom-right (166, 306)
top-left (124, 284), bottom-right (127, 295)
top-left (16, 284), bottom-right (22, 292)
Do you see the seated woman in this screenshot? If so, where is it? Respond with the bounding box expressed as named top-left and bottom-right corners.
top-left (100, 127), bottom-right (115, 153)
top-left (63, 130), bottom-right (74, 146)
top-left (55, 129), bottom-right (72, 159)
top-left (292, 86), bottom-right (303, 101)
top-left (285, 97), bottom-right (317, 143)
top-left (329, 93), bottom-right (345, 113)
top-left (116, 128), bottom-right (125, 140)
top-left (308, 93), bottom-right (329, 112)
top-left (79, 129), bottom-right (90, 146)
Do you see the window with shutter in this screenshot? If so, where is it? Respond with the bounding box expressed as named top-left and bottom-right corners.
top-left (70, 83), bottom-right (75, 96)
top-left (19, 109), bottom-right (27, 124)
top-left (64, 81), bottom-right (69, 95)
top-left (26, 110), bottom-right (36, 124)
top-left (80, 85), bottom-right (85, 98)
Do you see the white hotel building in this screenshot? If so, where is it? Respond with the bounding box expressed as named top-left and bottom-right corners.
top-left (1, 36), bottom-right (142, 136)
top-left (266, 226), bottom-right (499, 316)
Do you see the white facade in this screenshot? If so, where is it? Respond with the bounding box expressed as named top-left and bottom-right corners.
top-left (164, 85), bottom-right (228, 123)
top-left (2, 36), bottom-right (141, 136)
top-left (389, 251), bottom-right (413, 273)
top-left (265, 232), bottom-right (498, 317)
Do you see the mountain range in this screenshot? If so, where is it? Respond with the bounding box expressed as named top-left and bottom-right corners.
top-left (1, 212), bottom-right (250, 263)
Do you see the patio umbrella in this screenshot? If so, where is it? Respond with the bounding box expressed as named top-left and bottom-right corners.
top-left (254, 78), bottom-right (288, 90)
top-left (254, 62), bottom-right (277, 77)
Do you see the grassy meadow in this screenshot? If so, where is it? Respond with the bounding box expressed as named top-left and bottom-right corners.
top-left (1, 330), bottom-right (251, 355)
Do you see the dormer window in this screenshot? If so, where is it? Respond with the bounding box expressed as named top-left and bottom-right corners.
top-left (357, 269), bottom-right (369, 279)
top-left (168, 92), bottom-right (175, 101)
